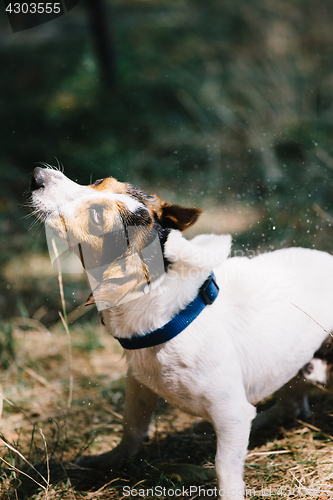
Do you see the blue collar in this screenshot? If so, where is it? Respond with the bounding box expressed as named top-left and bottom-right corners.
top-left (114, 272), bottom-right (219, 350)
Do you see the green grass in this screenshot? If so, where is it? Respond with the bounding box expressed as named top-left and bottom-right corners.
top-left (0, 321), bottom-right (15, 370)
top-left (1, 0), bottom-right (333, 206)
top-left (2, 0), bottom-right (333, 321)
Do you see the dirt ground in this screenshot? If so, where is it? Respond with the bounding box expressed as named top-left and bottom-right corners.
top-left (1, 306), bottom-right (333, 499)
top-left (1, 204), bottom-right (333, 499)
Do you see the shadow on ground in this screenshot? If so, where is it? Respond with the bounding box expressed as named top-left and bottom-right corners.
top-left (6, 390), bottom-right (333, 499)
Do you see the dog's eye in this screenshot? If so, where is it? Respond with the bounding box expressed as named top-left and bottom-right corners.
top-left (92, 178), bottom-right (105, 187)
top-left (90, 207), bottom-right (103, 226)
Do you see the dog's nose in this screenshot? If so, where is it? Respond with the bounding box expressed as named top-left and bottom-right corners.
top-left (30, 167), bottom-right (46, 191)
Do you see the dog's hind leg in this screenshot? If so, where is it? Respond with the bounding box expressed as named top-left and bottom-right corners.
top-left (76, 368), bottom-right (158, 470)
top-left (251, 374), bottom-right (312, 438)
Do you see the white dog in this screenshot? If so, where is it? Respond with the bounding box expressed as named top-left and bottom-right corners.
top-left (30, 166), bottom-right (333, 500)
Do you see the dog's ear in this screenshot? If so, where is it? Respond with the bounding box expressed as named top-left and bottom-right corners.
top-left (164, 232), bottom-right (232, 270)
top-left (157, 203), bottom-right (202, 231)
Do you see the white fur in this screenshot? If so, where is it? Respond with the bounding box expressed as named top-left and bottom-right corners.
top-left (59, 192), bottom-right (143, 219)
top-left (103, 231), bottom-right (333, 499)
top-left (303, 358), bottom-right (328, 385)
top-left (31, 169), bottom-right (144, 221)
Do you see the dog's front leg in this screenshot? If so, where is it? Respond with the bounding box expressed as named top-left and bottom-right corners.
top-left (119, 367), bottom-right (159, 457)
top-left (212, 398), bottom-right (256, 500)
top-left (76, 368), bottom-right (158, 470)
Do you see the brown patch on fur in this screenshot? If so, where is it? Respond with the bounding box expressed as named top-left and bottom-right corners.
top-left (90, 177), bottom-right (130, 194)
top-left (89, 178), bottom-right (201, 232)
top-left (59, 197), bottom-right (125, 273)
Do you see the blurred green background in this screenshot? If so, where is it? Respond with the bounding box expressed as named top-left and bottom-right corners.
top-left (1, 0), bottom-right (333, 325)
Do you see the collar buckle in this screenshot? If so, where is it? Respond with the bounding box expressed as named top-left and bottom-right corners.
top-left (199, 273), bottom-right (219, 305)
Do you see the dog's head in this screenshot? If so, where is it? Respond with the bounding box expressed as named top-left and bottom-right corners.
top-left (30, 167), bottom-right (202, 308)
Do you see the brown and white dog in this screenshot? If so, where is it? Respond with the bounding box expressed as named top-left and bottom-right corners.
top-left (30, 166), bottom-right (333, 500)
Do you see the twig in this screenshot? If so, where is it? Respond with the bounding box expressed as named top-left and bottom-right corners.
top-left (0, 385), bottom-right (3, 420)
top-left (50, 303), bottom-right (94, 332)
top-left (51, 237), bottom-right (67, 324)
top-left (288, 467), bottom-right (303, 488)
top-left (22, 366), bottom-right (52, 387)
top-left (0, 436), bottom-right (49, 488)
top-left (39, 428), bottom-right (50, 491)
top-left (1, 395), bottom-right (57, 446)
top-left (312, 203), bottom-right (333, 225)
top-left (51, 238), bottom-right (73, 407)
top-left (0, 398), bottom-right (51, 492)
top-left (313, 382), bottom-right (333, 395)
top-left (293, 417), bottom-right (333, 441)
top-left (247, 449), bottom-right (291, 458)
top-left (59, 311), bottom-right (73, 408)
top-left (0, 455), bottom-right (47, 492)
top-left (102, 404), bottom-right (123, 420)
top-left (86, 477), bottom-right (122, 497)
top-left (316, 148), bottom-right (333, 171)
top-left (291, 303), bottom-right (333, 338)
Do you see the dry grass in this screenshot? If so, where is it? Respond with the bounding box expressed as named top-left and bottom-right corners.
top-left (1, 316), bottom-right (333, 499)
top-left (1, 205), bottom-right (333, 499)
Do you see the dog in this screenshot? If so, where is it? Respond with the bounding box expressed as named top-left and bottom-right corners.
top-left (30, 166), bottom-right (333, 500)
top-left (251, 333), bottom-right (333, 435)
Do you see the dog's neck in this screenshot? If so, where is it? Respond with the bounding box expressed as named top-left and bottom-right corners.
top-left (104, 267), bottom-right (207, 340)
top-left (102, 230), bottom-right (232, 340)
